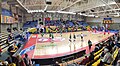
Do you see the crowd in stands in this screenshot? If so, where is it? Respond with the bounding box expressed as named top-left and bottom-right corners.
top-left (0, 27), bottom-right (29, 66)
top-left (24, 20), bottom-right (116, 35)
top-left (0, 53), bottom-right (32, 66)
top-left (44, 20), bottom-right (88, 32)
top-left (74, 33), bottom-right (120, 66)
top-left (23, 20), bottom-right (88, 34)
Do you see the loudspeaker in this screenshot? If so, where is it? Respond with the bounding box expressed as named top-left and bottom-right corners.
top-left (81, 11), bottom-right (85, 13)
top-left (39, 18), bottom-right (41, 21)
top-left (46, 1), bottom-right (52, 5)
top-left (91, 10), bottom-right (94, 12)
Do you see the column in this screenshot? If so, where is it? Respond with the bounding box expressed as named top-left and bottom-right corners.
top-left (16, 7), bottom-right (19, 29)
top-left (75, 13), bottom-right (78, 20)
top-left (42, 12), bottom-right (45, 25)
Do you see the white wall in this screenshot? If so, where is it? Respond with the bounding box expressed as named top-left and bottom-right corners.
top-left (1, 2), bottom-right (25, 33)
top-left (86, 17), bottom-right (120, 30)
top-left (86, 17), bottom-right (120, 23)
top-left (1, 24), bottom-right (11, 33)
top-left (112, 17), bottom-right (120, 23)
top-left (25, 14), bottom-right (33, 21)
top-left (86, 17), bottom-right (102, 22)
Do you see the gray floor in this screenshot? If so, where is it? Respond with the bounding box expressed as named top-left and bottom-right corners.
top-left (0, 51), bottom-right (10, 61)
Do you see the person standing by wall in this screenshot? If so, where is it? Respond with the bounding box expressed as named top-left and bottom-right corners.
top-left (88, 40), bottom-right (92, 50)
top-left (16, 55), bottom-right (26, 66)
top-left (24, 54), bottom-right (32, 66)
top-left (89, 52), bottom-right (94, 61)
top-left (80, 33), bottom-right (84, 41)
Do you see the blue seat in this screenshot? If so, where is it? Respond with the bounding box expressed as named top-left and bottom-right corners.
top-left (35, 64), bottom-right (40, 66)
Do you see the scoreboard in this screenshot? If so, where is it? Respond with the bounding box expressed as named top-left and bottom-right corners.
top-left (103, 18), bottom-right (114, 24)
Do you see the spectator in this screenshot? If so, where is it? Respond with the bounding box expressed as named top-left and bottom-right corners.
top-left (14, 42), bottom-right (18, 48)
top-left (100, 48), bottom-right (113, 65)
top-left (9, 42), bottom-right (18, 55)
top-left (22, 36), bottom-right (27, 42)
top-left (118, 48), bottom-right (120, 60)
top-left (8, 33), bottom-right (14, 40)
top-left (5, 57), bottom-right (12, 64)
top-left (116, 41), bottom-right (120, 47)
top-left (7, 28), bottom-right (11, 33)
top-left (105, 43), bottom-right (112, 52)
top-left (117, 60), bottom-right (120, 66)
top-left (24, 54), bottom-right (32, 66)
top-left (11, 56), bottom-right (17, 64)
top-left (17, 43), bottom-right (22, 48)
top-left (0, 61), bottom-right (3, 65)
top-left (20, 28), bottom-right (22, 31)
top-left (0, 46), bottom-right (2, 56)
top-left (8, 63), bottom-right (16, 66)
top-left (8, 46), bottom-right (14, 53)
top-left (81, 56), bottom-right (89, 65)
top-left (88, 40), bottom-right (92, 50)
top-left (6, 39), bottom-right (10, 46)
top-left (12, 42), bottom-right (18, 50)
top-left (89, 52), bottom-right (94, 61)
top-left (3, 61), bottom-right (8, 66)
top-left (53, 61), bottom-right (60, 66)
top-left (100, 51), bottom-right (105, 58)
top-left (94, 45), bottom-right (99, 52)
top-left (117, 34), bottom-right (120, 41)
top-left (16, 55), bottom-right (26, 66)
top-left (100, 48), bottom-right (108, 58)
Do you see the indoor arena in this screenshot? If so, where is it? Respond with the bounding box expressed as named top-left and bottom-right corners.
top-left (0, 0), bottom-right (120, 66)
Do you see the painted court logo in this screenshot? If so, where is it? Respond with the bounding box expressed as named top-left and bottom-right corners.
top-left (37, 37), bottom-right (65, 42)
top-left (19, 45), bottom-right (35, 55)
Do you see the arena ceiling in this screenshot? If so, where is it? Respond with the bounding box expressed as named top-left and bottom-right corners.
top-left (6, 0), bottom-right (120, 17)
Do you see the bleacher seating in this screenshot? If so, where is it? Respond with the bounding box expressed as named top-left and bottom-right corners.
top-left (94, 47), bottom-right (104, 56)
top-left (23, 20), bottom-right (38, 29)
top-left (78, 21), bottom-right (88, 27)
top-left (0, 33), bottom-right (15, 52)
top-left (68, 21), bottom-right (74, 27)
top-left (45, 20), bottom-right (88, 28)
top-left (86, 47), bottom-right (104, 66)
top-left (58, 37), bottom-right (119, 66)
top-left (92, 47), bottom-right (119, 66)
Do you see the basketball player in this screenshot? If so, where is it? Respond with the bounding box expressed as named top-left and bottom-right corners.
top-left (108, 30), bottom-right (110, 34)
top-left (48, 26), bottom-right (51, 33)
top-left (56, 27), bottom-right (59, 33)
top-left (40, 27), bottom-right (44, 33)
top-left (73, 34), bottom-right (76, 42)
top-left (103, 30), bottom-right (106, 35)
top-left (69, 34), bottom-right (72, 42)
top-left (49, 33), bottom-right (52, 38)
top-left (37, 24), bottom-right (40, 33)
top-left (60, 28), bottom-right (62, 37)
top-left (41, 32), bottom-right (44, 37)
top-left (51, 33), bottom-right (54, 41)
top-left (80, 33), bottom-right (84, 41)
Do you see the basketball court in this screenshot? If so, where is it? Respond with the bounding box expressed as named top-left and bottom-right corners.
top-left (20, 31), bottom-right (114, 59)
